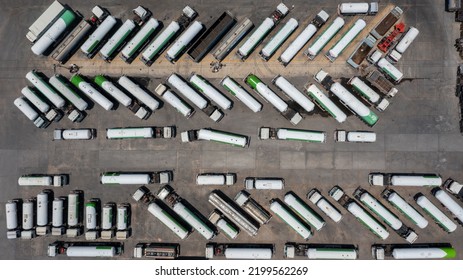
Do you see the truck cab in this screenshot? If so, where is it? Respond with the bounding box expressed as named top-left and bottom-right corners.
top-left (258, 127), bottom-right (277, 140)
top-left (368, 173), bottom-right (385, 186)
top-left (181, 130), bottom-right (198, 142)
top-left (132, 6), bottom-right (152, 26)
top-left (132, 186), bottom-right (153, 203)
top-left (91, 6), bottom-right (108, 23)
top-left (155, 126), bottom-right (176, 139)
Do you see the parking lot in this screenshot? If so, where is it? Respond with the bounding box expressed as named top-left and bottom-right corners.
top-left (1, 0), bottom-right (463, 259)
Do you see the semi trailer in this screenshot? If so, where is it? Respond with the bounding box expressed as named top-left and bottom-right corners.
top-left (6, 199), bottom-right (21, 239)
top-left (234, 191), bottom-right (272, 225)
top-left (106, 126), bottom-right (175, 139)
top-left (133, 243), bottom-right (180, 259)
top-left (70, 74), bottom-right (113, 110)
top-left (285, 243), bottom-right (358, 259)
top-left (330, 186), bottom-right (389, 240)
top-left (306, 17), bottom-right (345, 60)
top-left (382, 189), bottom-right (428, 229)
top-left (245, 177), bottom-right (284, 190)
top-left (100, 171), bottom-right (172, 185)
top-left (14, 97), bottom-right (49, 128)
top-left (432, 188), bottom-right (463, 225)
top-left (188, 11), bottom-right (236, 62)
top-left (325, 19), bottom-right (366, 62)
top-left (49, 75), bottom-right (88, 111)
top-left (166, 21), bottom-right (204, 62)
top-left (270, 199), bottom-right (312, 240)
top-left (94, 75), bottom-right (150, 119)
top-left (260, 18), bottom-right (298, 61)
top-left (85, 198), bottom-right (100, 240)
top-left (279, 10), bottom-right (329, 66)
top-left (48, 241), bottom-right (123, 257)
top-left (206, 243), bottom-right (274, 259)
top-left (213, 18), bottom-right (253, 61)
top-left (148, 200), bottom-right (192, 239)
top-left (121, 18), bottom-right (160, 63)
top-left (394, 26), bottom-right (419, 55)
top-left (66, 190), bottom-right (83, 237)
top-left (52, 197), bottom-right (66, 236)
top-left (304, 84), bottom-right (347, 123)
top-left (314, 70), bottom-right (379, 126)
top-left (372, 244), bottom-right (456, 260)
top-left (259, 127), bottom-right (326, 143)
top-left (141, 6), bottom-right (197, 65)
top-left (368, 173), bottom-right (443, 187)
top-left (167, 73), bottom-right (223, 122)
top-left (334, 130), bottom-right (377, 143)
top-left (237, 3), bottom-right (289, 60)
top-left (415, 194), bottom-right (457, 233)
top-left (377, 58), bottom-right (403, 83)
top-left (348, 76), bottom-right (389, 111)
top-left (80, 15), bottom-right (117, 57)
top-left (220, 76), bottom-right (262, 113)
top-left (272, 75), bottom-right (315, 113)
top-left (208, 190), bottom-right (260, 236)
top-left (209, 210), bottom-right (240, 239)
top-left (53, 128), bottom-right (96, 140)
top-left (117, 76), bottom-right (160, 112)
top-left (307, 189), bottom-right (343, 223)
top-left (181, 128), bottom-right (249, 148)
top-left (245, 74), bottom-right (302, 125)
top-left (155, 84), bottom-right (195, 118)
top-left (26, 1), bottom-right (66, 43)
top-left (157, 185), bottom-right (217, 240)
top-left (115, 203), bottom-right (130, 240)
top-left (31, 10), bottom-right (77, 56)
top-left (51, 19), bottom-right (93, 63)
top-left (354, 187), bottom-right (418, 243)
top-left (189, 74), bottom-right (233, 110)
top-left (284, 192), bottom-right (325, 231)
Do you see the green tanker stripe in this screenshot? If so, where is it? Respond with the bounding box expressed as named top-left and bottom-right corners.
top-left (57, 76), bottom-right (83, 100)
top-left (267, 29), bottom-right (294, 55)
top-left (222, 84), bottom-right (236, 96)
top-left (32, 73), bottom-right (59, 96)
top-left (381, 67), bottom-right (399, 81)
top-left (87, 40), bottom-right (100, 53)
top-left (309, 22), bottom-right (341, 54)
top-left (149, 31), bottom-right (177, 60)
top-left (352, 84), bottom-right (372, 101)
top-left (307, 91), bottom-right (338, 118)
top-left (441, 248), bottom-right (456, 258)
top-left (94, 75), bottom-right (107, 87)
top-left (190, 81), bottom-right (204, 93)
top-left (96, 246), bottom-right (112, 250)
top-left (315, 248), bottom-right (355, 252)
top-left (423, 175), bottom-right (440, 179)
top-left (289, 204), bottom-right (324, 228)
top-left (225, 222), bottom-right (238, 233)
top-left (210, 139), bottom-right (243, 148)
top-left (107, 29), bottom-right (133, 57)
top-left (361, 111), bottom-right (378, 126)
top-left (160, 208), bottom-right (188, 232)
top-left (182, 207), bottom-right (210, 230)
top-left (291, 196), bottom-right (324, 224)
top-left (70, 75), bottom-right (84, 87)
top-left (245, 29), bottom-right (272, 56)
top-left (355, 214), bottom-right (385, 239)
top-left (332, 23), bottom-right (358, 54)
top-left (173, 45), bottom-right (187, 59)
top-left (246, 75), bottom-right (261, 90)
top-left (422, 207), bottom-right (451, 232)
top-left (60, 10), bottom-right (76, 26)
top-left (363, 202), bottom-right (395, 228)
top-left (86, 202), bottom-right (96, 207)
top-left (286, 137), bottom-right (323, 143)
top-left (389, 200), bottom-right (419, 225)
top-left (274, 210), bottom-right (310, 238)
top-left (128, 28), bottom-right (156, 57)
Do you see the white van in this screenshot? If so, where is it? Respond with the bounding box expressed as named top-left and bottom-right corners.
top-left (245, 177), bottom-right (284, 190)
top-left (53, 128), bottom-right (96, 140)
top-left (196, 173), bottom-right (236, 186)
top-left (334, 130), bottom-right (376, 142)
